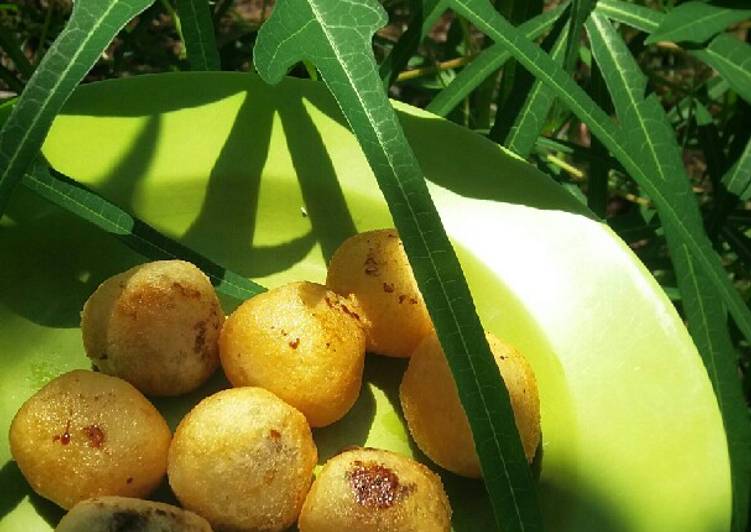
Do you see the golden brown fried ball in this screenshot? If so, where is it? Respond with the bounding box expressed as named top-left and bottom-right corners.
top-left (298, 447), bottom-right (451, 532)
top-left (219, 281), bottom-right (366, 427)
top-left (326, 229), bottom-right (432, 358)
top-left (56, 496), bottom-right (212, 532)
top-left (168, 387), bottom-right (317, 532)
top-left (400, 333), bottom-right (540, 478)
top-left (81, 260), bottom-right (224, 396)
top-left (9, 370), bottom-right (171, 509)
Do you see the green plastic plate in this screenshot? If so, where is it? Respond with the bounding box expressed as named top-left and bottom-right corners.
top-left (0, 73), bottom-right (730, 531)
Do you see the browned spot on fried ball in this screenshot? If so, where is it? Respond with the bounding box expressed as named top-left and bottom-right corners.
top-left (327, 230), bottom-right (433, 358)
top-left (347, 460), bottom-right (413, 509)
top-left (364, 255), bottom-right (379, 276)
top-left (270, 429), bottom-right (281, 440)
top-left (193, 321), bottom-right (207, 354)
top-left (82, 425), bottom-right (105, 448)
top-left (81, 260), bottom-right (224, 396)
top-left (339, 304), bottom-right (360, 321)
top-left (219, 282), bottom-right (366, 427)
top-left (53, 420), bottom-right (72, 445)
top-left (172, 281), bottom-right (202, 299)
top-left (10, 370), bottom-right (171, 509)
top-left (298, 448), bottom-right (451, 531)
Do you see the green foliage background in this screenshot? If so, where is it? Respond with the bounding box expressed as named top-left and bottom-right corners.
top-left (1, 0), bottom-right (750, 530)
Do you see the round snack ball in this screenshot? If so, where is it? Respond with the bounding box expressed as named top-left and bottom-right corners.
top-left (219, 281), bottom-right (366, 427)
top-left (9, 370), bottom-right (171, 509)
top-left (56, 496), bottom-right (212, 532)
top-left (400, 333), bottom-right (540, 478)
top-left (298, 447), bottom-right (451, 532)
top-left (168, 387), bottom-right (318, 532)
top-left (81, 260), bottom-right (224, 396)
top-left (326, 229), bottom-right (432, 358)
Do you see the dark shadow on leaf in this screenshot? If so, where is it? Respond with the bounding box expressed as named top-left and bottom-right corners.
top-left (96, 114), bottom-right (161, 206)
top-left (0, 187), bottom-right (141, 328)
top-left (538, 473), bottom-right (629, 532)
top-left (0, 461), bottom-right (64, 527)
top-left (0, 115), bottom-right (161, 328)
top-left (363, 355), bottom-right (408, 415)
top-left (181, 91), bottom-right (316, 279)
top-left (28, 491), bottom-right (64, 528)
top-left (0, 461), bottom-right (27, 521)
top-left (313, 384), bottom-right (376, 465)
top-left (279, 97), bottom-right (357, 262)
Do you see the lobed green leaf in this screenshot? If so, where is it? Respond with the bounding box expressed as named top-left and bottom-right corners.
top-left (426, 3), bottom-right (568, 117)
top-left (563, 0), bottom-right (596, 73)
top-left (175, 0), bottom-right (222, 70)
top-left (597, 0), bottom-right (751, 105)
top-left (723, 135), bottom-right (751, 200)
top-left (23, 161), bottom-right (265, 301)
top-left (645, 1), bottom-right (751, 45)
top-left (595, 0), bottom-right (660, 32)
top-left (0, 0), bottom-right (156, 217)
top-left (505, 28), bottom-right (567, 158)
top-left (693, 35), bottom-right (751, 105)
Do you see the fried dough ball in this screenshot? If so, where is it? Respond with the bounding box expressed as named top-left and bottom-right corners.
top-left (298, 447), bottom-right (451, 532)
top-left (9, 370), bottom-right (171, 509)
top-left (56, 496), bottom-right (212, 532)
top-left (219, 281), bottom-right (366, 427)
top-left (168, 387), bottom-right (317, 532)
top-left (400, 333), bottom-right (540, 478)
top-left (81, 260), bottom-right (224, 396)
top-left (326, 229), bottom-right (432, 358)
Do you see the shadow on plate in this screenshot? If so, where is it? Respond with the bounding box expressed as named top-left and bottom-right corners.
top-left (0, 461), bottom-right (26, 521)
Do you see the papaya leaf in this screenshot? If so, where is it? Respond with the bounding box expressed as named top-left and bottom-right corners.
top-left (586, 13), bottom-right (751, 531)
top-left (645, 1), bottom-right (751, 46)
top-left (426, 3), bottom-right (568, 117)
top-left (723, 134), bottom-right (751, 200)
top-left (693, 35), bottom-right (751, 105)
top-left (445, 0), bottom-right (751, 350)
top-left (379, 0), bottom-right (447, 88)
top-left (597, 0), bottom-right (751, 104)
top-left (0, 0), bottom-right (155, 216)
top-left (504, 24), bottom-right (567, 157)
top-left (23, 161), bottom-right (265, 301)
top-left (563, 0), bottom-right (596, 73)
top-left (254, 2), bottom-right (541, 530)
top-left (175, 0), bottom-right (221, 70)
top-left (595, 0), bottom-right (661, 33)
